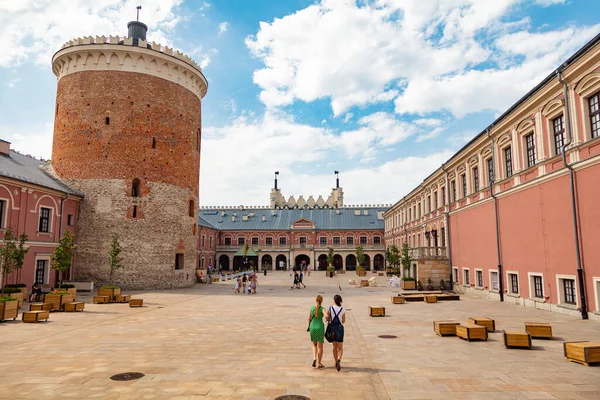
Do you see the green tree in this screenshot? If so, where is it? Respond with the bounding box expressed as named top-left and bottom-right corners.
top-left (0, 227), bottom-right (18, 293)
top-left (355, 245), bottom-right (366, 268)
top-left (401, 243), bottom-right (412, 278)
top-left (327, 247), bottom-right (334, 269)
top-left (385, 245), bottom-right (401, 275)
top-left (51, 230), bottom-right (77, 285)
top-left (13, 233), bottom-right (29, 284)
top-left (108, 233), bottom-right (124, 284)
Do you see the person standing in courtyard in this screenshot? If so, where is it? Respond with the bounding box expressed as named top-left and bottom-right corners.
top-left (328, 294), bottom-right (345, 371)
top-left (291, 270), bottom-right (299, 289)
top-left (242, 273), bottom-right (248, 293)
top-left (308, 295), bottom-right (328, 369)
top-left (299, 270), bottom-right (306, 288)
top-left (251, 275), bottom-right (258, 294)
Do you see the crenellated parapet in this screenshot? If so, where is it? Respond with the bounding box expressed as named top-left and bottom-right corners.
top-left (52, 35), bottom-right (208, 100)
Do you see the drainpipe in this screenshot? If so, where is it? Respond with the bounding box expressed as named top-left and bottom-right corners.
top-left (487, 128), bottom-right (504, 302)
top-left (557, 70), bottom-right (588, 320)
top-left (441, 164), bottom-right (453, 289)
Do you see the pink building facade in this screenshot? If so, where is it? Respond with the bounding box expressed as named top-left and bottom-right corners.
top-left (385, 34), bottom-right (600, 320)
top-left (0, 141), bottom-right (82, 290)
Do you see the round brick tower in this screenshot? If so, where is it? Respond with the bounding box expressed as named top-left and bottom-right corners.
top-left (51, 22), bottom-right (208, 289)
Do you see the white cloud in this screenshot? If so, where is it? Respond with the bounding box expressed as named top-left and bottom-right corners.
top-left (6, 78), bottom-right (21, 88)
top-left (0, 122), bottom-right (53, 160)
top-left (535, 0), bottom-right (566, 6)
top-left (343, 112), bottom-right (353, 123)
top-left (0, 0), bottom-right (185, 67)
top-left (219, 22), bottom-right (228, 35)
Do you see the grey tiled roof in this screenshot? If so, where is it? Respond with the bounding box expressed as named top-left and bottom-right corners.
top-left (0, 151), bottom-right (84, 196)
top-left (198, 207), bottom-right (387, 231)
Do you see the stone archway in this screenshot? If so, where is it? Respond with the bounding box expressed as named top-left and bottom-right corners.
top-left (374, 254), bottom-right (384, 271)
top-left (318, 254), bottom-right (328, 270)
top-left (363, 254), bottom-right (371, 270)
top-left (333, 254), bottom-right (343, 270)
top-left (346, 254), bottom-right (357, 271)
top-left (275, 254), bottom-right (287, 270)
top-left (219, 254), bottom-right (230, 271)
top-left (261, 254), bottom-right (273, 270)
top-left (295, 254), bottom-right (310, 270)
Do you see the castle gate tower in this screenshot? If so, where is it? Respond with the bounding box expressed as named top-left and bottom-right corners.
top-left (51, 21), bottom-right (208, 289)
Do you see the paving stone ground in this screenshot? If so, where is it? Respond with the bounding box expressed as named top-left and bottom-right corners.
top-left (1, 271), bottom-right (599, 400)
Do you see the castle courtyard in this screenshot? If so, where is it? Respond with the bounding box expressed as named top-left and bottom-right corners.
top-left (0, 273), bottom-right (599, 400)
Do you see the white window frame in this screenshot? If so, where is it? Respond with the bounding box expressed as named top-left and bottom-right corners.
top-left (507, 271), bottom-right (519, 295)
top-left (452, 267), bottom-right (458, 284)
top-left (474, 269), bottom-right (483, 289)
top-left (35, 256), bottom-right (51, 285)
top-left (462, 268), bottom-right (470, 286)
top-left (528, 272), bottom-right (544, 300)
top-left (489, 270), bottom-right (499, 292)
top-left (38, 205), bottom-right (54, 234)
top-left (0, 197), bottom-right (8, 229)
top-left (593, 277), bottom-right (600, 313)
top-left (556, 274), bottom-right (578, 306)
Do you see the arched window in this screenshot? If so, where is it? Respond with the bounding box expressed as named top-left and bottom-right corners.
top-left (131, 178), bottom-right (140, 197)
top-left (189, 200), bottom-right (195, 217)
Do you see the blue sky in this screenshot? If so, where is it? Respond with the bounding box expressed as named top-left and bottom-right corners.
top-left (1, 0), bottom-right (599, 206)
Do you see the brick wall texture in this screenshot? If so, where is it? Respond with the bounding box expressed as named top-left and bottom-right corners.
top-left (52, 70), bottom-right (201, 289)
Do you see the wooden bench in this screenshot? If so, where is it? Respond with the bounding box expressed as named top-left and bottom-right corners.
top-left (425, 295), bottom-right (438, 303)
top-left (433, 321), bottom-right (459, 336)
top-left (22, 310), bottom-right (49, 323)
top-left (437, 294), bottom-right (461, 301)
top-left (29, 303), bottom-right (53, 312)
top-left (391, 296), bottom-right (406, 304)
top-left (129, 298), bottom-right (144, 307)
top-left (503, 330), bottom-right (532, 349)
top-left (563, 341), bottom-right (600, 366)
top-left (402, 295), bottom-right (425, 302)
top-left (64, 302), bottom-right (85, 312)
top-left (468, 317), bottom-right (495, 333)
top-left (93, 295), bottom-right (110, 304)
top-left (368, 306), bottom-right (385, 317)
top-left (115, 294), bottom-right (131, 303)
top-left (456, 324), bottom-right (488, 341)
top-left (525, 322), bottom-right (552, 339)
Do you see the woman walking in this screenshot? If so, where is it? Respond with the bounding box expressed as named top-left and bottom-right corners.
top-left (328, 294), bottom-right (345, 371)
top-left (308, 295), bottom-right (328, 369)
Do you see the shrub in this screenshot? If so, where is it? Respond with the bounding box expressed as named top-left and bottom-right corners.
top-left (0, 295), bottom-right (17, 302)
top-left (101, 285), bottom-right (120, 289)
top-left (402, 277), bottom-right (415, 281)
top-left (5, 283), bottom-right (26, 288)
top-left (0, 287), bottom-right (22, 294)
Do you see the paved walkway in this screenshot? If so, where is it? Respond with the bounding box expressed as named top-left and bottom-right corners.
top-left (0, 272), bottom-right (599, 399)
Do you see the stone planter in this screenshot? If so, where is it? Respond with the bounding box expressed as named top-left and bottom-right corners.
top-left (98, 288), bottom-right (121, 302)
top-left (45, 293), bottom-right (74, 311)
top-left (401, 280), bottom-right (416, 290)
top-left (0, 299), bottom-right (18, 321)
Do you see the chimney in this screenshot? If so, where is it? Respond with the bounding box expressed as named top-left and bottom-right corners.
top-left (0, 140), bottom-right (10, 156)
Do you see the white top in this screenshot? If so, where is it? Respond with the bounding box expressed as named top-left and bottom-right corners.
top-left (329, 305), bottom-right (345, 324)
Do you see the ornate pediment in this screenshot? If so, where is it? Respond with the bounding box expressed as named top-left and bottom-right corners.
top-left (291, 218), bottom-right (315, 229)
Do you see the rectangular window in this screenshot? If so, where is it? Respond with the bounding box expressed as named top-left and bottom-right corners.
top-left (201, 258), bottom-right (205, 269)
top-left (320, 237), bottom-right (327, 246)
top-left (441, 187), bottom-right (446, 205)
top-left (238, 237), bottom-right (245, 245)
top-left (487, 158), bottom-right (494, 184)
top-left (265, 237), bottom-right (273, 246)
top-left (509, 273), bottom-right (519, 294)
top-left (525, 133), bottom-right (536, 168)
top-left (490, 271), bottom-right (499, 291)
top-left (0, 199), bottom-right (5, 228)
top-left (427, 196), bottom-right (431, 214)
top-left (590, 92), bottom-right (600, 139)
top-left (418, 203), bottom-right (421, 218)
top-left (453, 267), bottom-right (458, 283)
top-left (251, 237), bottom-right (258, 245)
top-left (67, 214), bottom-right (74, 226)
top-left (333, 237), bottom-right (340, 245)
top-left (408, 208), bottom-right (412, 221)
top-left (279, 237), bottom-right (287, 245)
top-left (533, 275), bottom-right (543, 298)
top-left (564, 279), bottom-right (576, 304)
top-left (433, 192), bottom-right (438, 210)
top-left (39, 207), bottom-right (51, 233)
top-left (299, 237), bottom-right (307, 246)
top-left (476, 270), bottom-right (483, 288)
top-left (472, 167), bottom-right (479, 192)
top-left (36, 260), bottom-right (48, 284)
top-left (373, 236), bottom-right (381, 244)
top-left (553, 115), bottom-right (565, 155)
top-left (441, 227), bottom-right (445, 247)
top-left (461, 174), bottom-right (467, 198)
top-left (346, 236), bottom-right (354, 245)
top-left (504, 146), bottom-right (513, 177)
top-left (175, 254), bottom-right (184, 270)
top-left (359, 236), bottom-right (367, 245)
top-left (224, 237), bottom-right (232, 245)
top-left (463, 269), bottom-right (470, 285)
top-left (209, 237), bottom-right (213, 247)
top-left (201, 236), bottom-right (205, 247)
